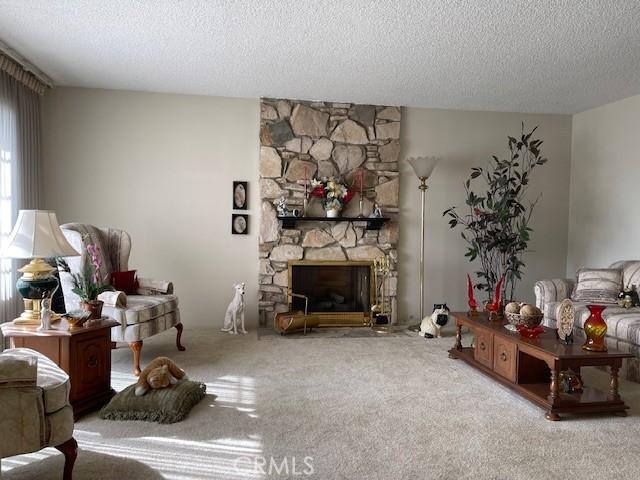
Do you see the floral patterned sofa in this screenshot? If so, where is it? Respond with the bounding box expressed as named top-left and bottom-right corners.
top-left (535, 260), bottom-right (640, 382)
top-left (59, 223), bottom-right (185, 375)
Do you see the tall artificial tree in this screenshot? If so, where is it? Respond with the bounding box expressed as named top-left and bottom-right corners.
top-left (444, 124), bottom-right (548, 303)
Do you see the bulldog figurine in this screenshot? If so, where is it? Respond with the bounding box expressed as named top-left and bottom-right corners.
top-left (419, 304), bottom-right (450, 339)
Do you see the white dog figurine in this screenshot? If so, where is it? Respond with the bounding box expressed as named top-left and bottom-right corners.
top-left (419, 304), bottom-right (450, 338)
top-left (222, 283), bottom-right (247, 334)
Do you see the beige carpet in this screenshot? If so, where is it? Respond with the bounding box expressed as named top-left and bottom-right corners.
top-left (3, 327), bottom-right (640, 480)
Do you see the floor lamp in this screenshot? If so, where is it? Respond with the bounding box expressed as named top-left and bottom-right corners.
top-left (407, 156), bottom-right (439, 327)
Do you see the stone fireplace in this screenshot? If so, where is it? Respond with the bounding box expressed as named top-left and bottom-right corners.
top-left (258, 98), bottom-right (401, 327)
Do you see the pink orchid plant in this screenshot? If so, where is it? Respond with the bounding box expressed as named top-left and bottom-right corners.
top-left (57, 235), bottom-right (113, 302)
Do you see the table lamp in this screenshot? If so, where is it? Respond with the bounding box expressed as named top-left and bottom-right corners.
top-left (1, 210), bottom-right (79, 324)
top-left (407, 156), bottom-right (439, 325)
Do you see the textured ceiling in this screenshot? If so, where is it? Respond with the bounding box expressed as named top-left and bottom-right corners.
top-left (1, 1), bottom-right (640, 114)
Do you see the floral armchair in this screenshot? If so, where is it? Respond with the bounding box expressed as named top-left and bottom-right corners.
top-left (0, 340), bottom-right (77, 479)
top-left (59, 224), bottom-right (185, 375)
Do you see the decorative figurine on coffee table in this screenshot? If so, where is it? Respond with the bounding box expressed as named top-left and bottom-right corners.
top-left (467, 273), bottom-right (478, 316)
top-left (618, 285), bottom-right (640, 309)
top-left (556, 298), bottom-right (575, 344)
top-left (484, 275), bottom-right (504, 320)
top-left (559, 368), bottom-right (583, 393)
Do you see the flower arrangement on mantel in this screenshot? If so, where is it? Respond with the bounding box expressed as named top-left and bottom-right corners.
top-left (57, 237), bottom-right (113, 319)
top-left (309, 177), bottom-right (354, 217)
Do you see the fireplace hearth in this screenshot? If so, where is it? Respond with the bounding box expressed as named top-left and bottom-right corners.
top-left (288, 261), bottom-right (373, 326)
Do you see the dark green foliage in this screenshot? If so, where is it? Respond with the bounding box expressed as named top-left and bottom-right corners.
top-left (443, 124), bottom-right (548, 302)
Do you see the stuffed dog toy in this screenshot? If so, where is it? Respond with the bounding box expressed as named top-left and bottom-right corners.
top-left (135, 356), bottom-right (188, 396)
top-left (419, 304), bottom-right (450, 338)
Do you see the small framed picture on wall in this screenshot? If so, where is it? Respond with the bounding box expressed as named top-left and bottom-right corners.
top-left (232, 214), bottom-right (249, 235)
top-left (233, 181), bottom-right (248, 210)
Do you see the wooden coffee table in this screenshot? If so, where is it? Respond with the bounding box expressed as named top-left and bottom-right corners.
top-left (1, 318), bottom-right (119, 419)
top-left (448, 312), bottom-right (633, 420)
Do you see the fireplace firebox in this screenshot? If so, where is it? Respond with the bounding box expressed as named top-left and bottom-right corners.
top-left (288, 260), bottom-right (374, 326)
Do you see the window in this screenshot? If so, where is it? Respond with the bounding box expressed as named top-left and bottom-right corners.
top-left (0, 97), bottom-right (16, 306)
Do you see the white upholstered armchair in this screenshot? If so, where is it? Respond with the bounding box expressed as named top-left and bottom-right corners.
top-left (0, 341), bottom-right (77, 480)
top-left (59, 223), bottom-right (185, 375)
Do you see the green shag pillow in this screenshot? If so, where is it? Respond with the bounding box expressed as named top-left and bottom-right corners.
top-left (100, 380), bottom-right (206, 424)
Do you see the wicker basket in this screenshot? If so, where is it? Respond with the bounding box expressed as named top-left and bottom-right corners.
top-left (505, 312), bottom-right (543, 328)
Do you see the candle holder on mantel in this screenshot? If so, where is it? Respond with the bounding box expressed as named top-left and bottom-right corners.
top-left (357, 196), bottom-right (365, 218)
top-left (303, 166), bottom-right (309, 217)
top-left (355, 168), bottom-right (366, 218)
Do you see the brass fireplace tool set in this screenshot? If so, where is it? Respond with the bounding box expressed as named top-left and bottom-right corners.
top-left (371, 255), bottom-right (392, 332)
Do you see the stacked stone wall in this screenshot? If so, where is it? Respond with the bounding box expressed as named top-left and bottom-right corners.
top-left (258, 98), bottom-right (401, 327)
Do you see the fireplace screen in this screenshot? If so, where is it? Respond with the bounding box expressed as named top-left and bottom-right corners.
top-left (289, 261), bottom-right (372, 316)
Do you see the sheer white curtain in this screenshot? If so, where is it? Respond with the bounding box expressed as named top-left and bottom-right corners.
top-left (0, 70), bottom-right (41, 323)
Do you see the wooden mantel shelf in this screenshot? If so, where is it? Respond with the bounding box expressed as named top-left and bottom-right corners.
top-left (277, 216), bottom-right (390, 231)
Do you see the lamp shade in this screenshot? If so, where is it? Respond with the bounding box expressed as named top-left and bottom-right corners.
top-left (1, 210), bottom-right (79, 259)
top-left (407, 156), bottom-right (439, 180)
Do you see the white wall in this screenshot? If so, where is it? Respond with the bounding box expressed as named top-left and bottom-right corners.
top-left (567, 94), bottom-right (640, 274)
top-left (42, 88), bottom-right (260, 327)
top-left (400, 108), bottom-right (572, 322)
top-left (42, 88), bottom-right (573, 328)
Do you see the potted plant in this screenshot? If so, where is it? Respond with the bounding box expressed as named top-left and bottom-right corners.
top-left (57, 239), bottom-right (114, 319)
top-left (310, 177), bottom-right (354, 217)
top-left (443, 124), bottom-right (548, 305)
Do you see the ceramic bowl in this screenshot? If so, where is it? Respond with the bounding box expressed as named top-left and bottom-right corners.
top-left (505, 312), bottom-right (543, 328)
top-left (64, 310), bottom-right (91, 329)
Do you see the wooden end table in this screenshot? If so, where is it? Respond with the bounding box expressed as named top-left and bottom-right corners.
top-left (449, 312), bottom-right (633, 421)
top-left (1, 318), bottom-right (119, 419)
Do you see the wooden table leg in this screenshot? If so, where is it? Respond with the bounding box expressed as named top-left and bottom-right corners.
top-left (609, 363), bottom-right (621, 401)
top-left (129, 341), bottom-right (143, 376)
top-left (449, 322), bottom-right (463, 359)
top-left (174, 322), bottom-right (186, 351)
top-left (609, 362), bottom-right (627, 416)
top-left (545, 367), bottom-right (561, 421)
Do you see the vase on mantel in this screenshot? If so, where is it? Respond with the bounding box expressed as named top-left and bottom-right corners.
top-left (325, 208), bottom-right (340, 218)
top-left (582, 304), bottom-right (608, 352)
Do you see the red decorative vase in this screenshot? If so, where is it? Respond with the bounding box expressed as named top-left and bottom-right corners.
top-left (582, 304), bottom-right (607, 352)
